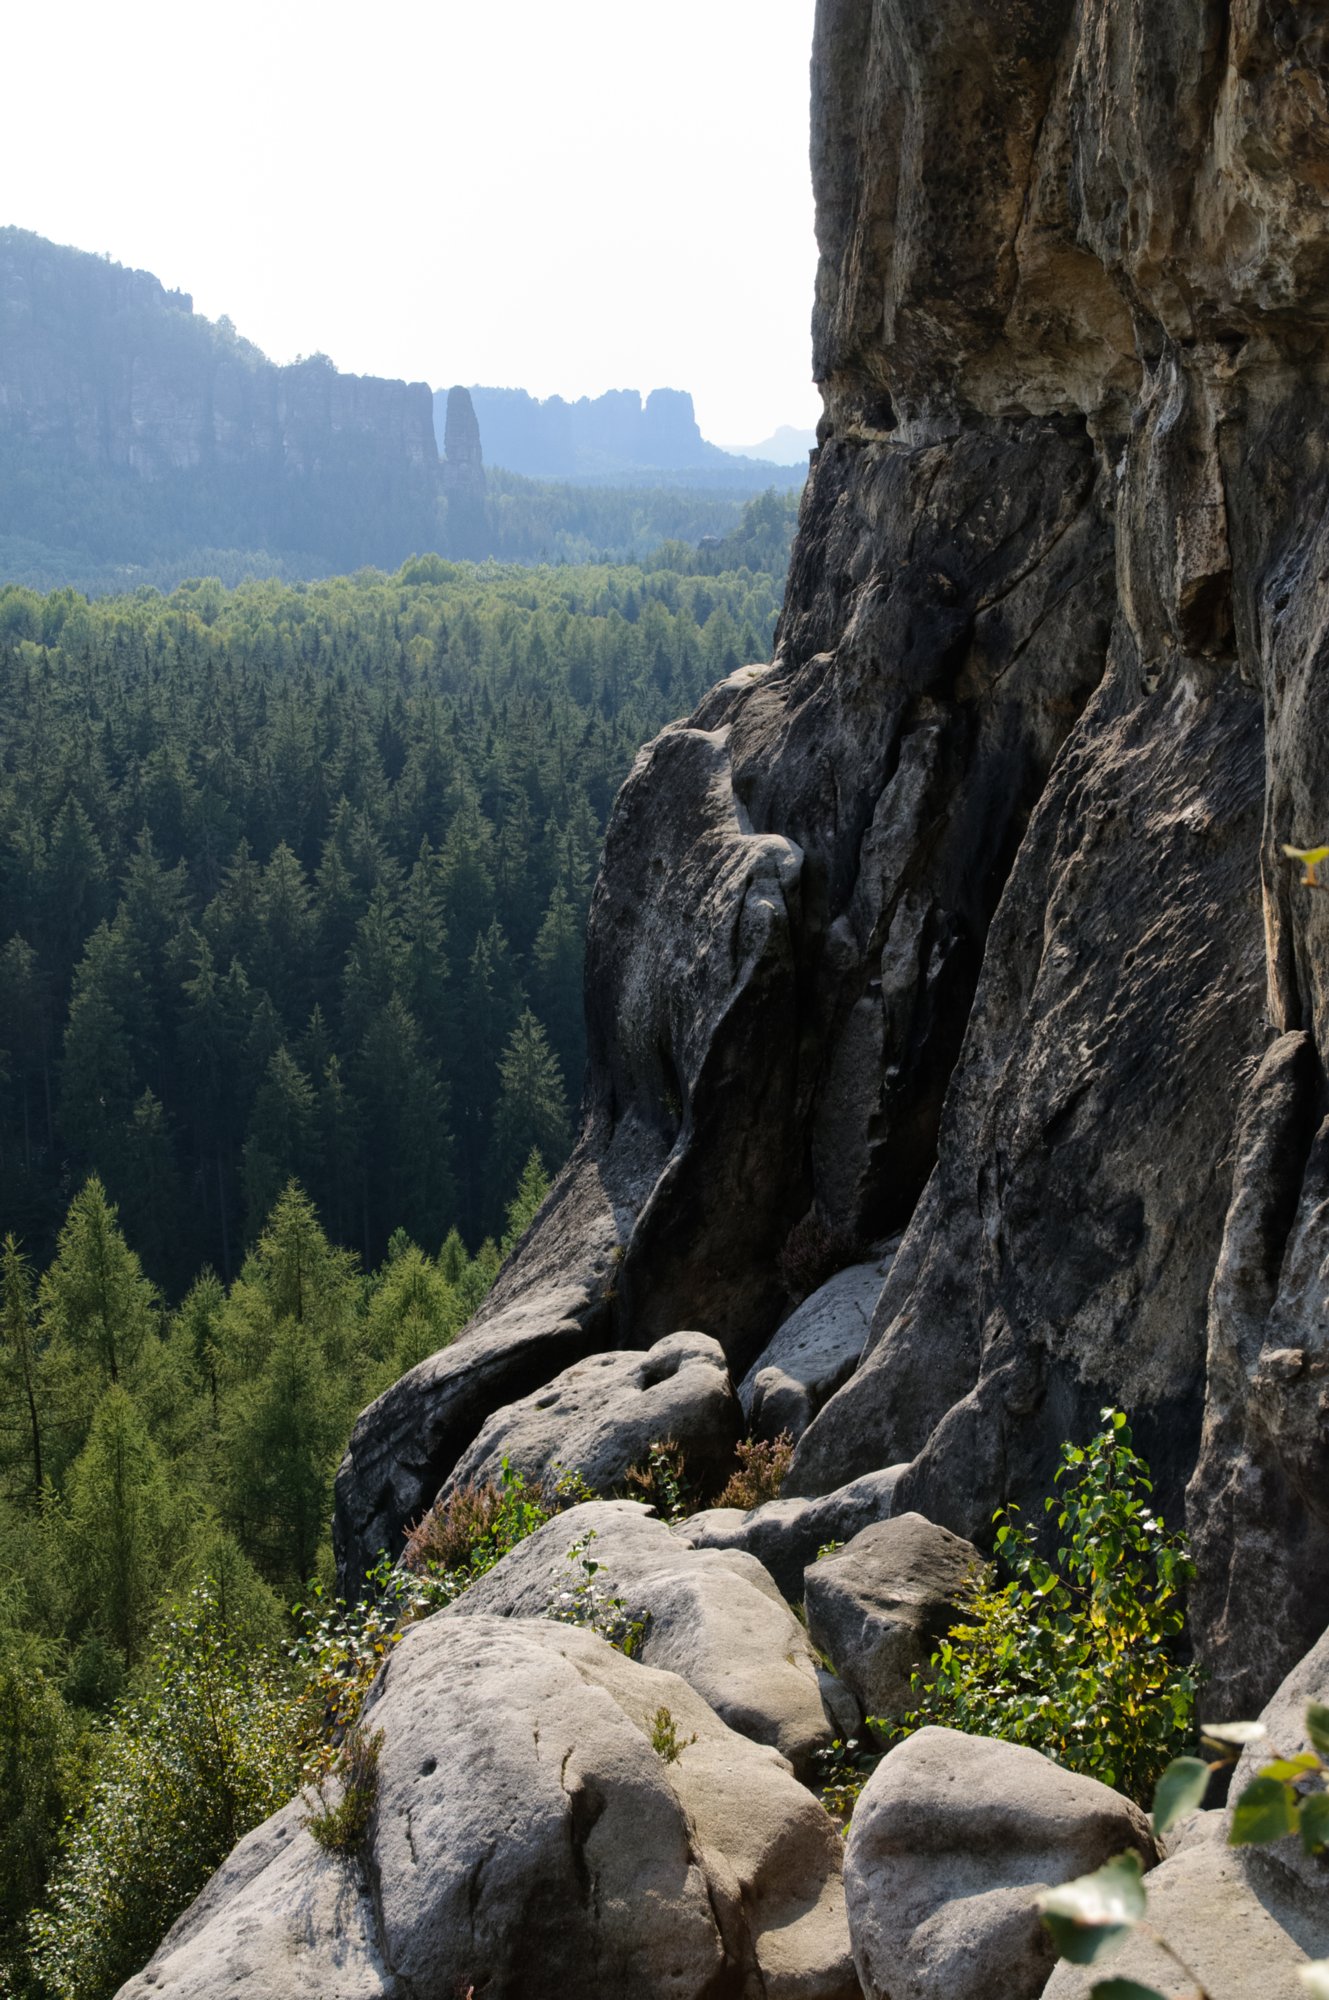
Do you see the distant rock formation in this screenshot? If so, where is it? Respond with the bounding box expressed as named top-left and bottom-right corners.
top-left (437, 383), bottom-right (780, 483)
top-left (0, 228), bottom-right (440, 572)
top-left (440, 384), bottom-right (487, 558)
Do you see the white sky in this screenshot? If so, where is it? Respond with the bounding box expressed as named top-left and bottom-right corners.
top-left (2, 0), bottom-right (822, 447)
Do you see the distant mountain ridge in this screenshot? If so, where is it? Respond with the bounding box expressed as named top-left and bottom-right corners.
top-left (439, 384), bottom-right (803, 486)
top-left (0, 228), bottom-right (803, 586)
top-left (0, 227), bottom-right (439, 573)
top-left (722, 424), bottom-right (817, 465)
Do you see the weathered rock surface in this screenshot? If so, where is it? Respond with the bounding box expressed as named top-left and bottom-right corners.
top-left (442, 1331), bottom-right (740, 1502)
top-left (444, 1499), bottom-right (842, 1774)
top-left (740, 1257), bottom-right (892, 1442)
top-left (119, 1616), bottom-right (860, 2000)
top-left (332, 0), bottom-right (1329, 1725)
top-left (804, 1514), bottom-right (979, 1720)
top-left (678, 1467), bottom-right (904, 1601)
top-left (844, 1727), bottom-right (1156, 2000)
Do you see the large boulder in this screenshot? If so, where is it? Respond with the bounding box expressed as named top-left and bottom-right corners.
top-left (118, 1616), bottom-right (860, 2000)
top-left (804, 1513), bottom-right (979, 1720)
top-left (444, 1498), bottom-right (842, 1775)
top-left (677, 1468), bottom-right (903, 1601)
top-left (844, 1727), bottom-right (1155, 2000)
top-left (442, 1330), bottom-right (741, 1501)
top-left (113, 1798), bottom-right (389, 1998)
top-left (739, 1256), bottom-right (894, 1442)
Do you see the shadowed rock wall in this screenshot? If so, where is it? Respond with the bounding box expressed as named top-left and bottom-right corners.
top-left (338, 0), bottom-right (1329, 1713)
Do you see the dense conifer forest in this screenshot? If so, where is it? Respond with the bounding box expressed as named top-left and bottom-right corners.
top-left (0, 503), bottom-right (789, 1289)
top-left (0, 500), bottom-right (793, 1998)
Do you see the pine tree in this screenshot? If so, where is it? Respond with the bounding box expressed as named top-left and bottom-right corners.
top-left (0, 1236), bottom-right (43, 1502)
top-left (38, 1178), bottom-right (159, 1397)
top-left (63, 1383), bottom-right (173, 1662)
top-left (487, 1012), bottom-right (570, 1233)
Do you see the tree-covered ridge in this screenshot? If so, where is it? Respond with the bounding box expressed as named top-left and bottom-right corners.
top-left (0, 543), bottom-right (785, 1290)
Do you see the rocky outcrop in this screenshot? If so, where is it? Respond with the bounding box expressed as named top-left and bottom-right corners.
top-left (336, 0), bottom-right (1329, 1722)
top-left (443, 1499), bottom-right (843, 1775)
top-left (740, 1256), bottom-right (893, 1443)
top-left (118, 1616), bottom-right (860, 2000)
top-left (441, 1331), bottom-right (740, 1501)
top-left (844, 1727), bottom-right (1157, 2000)
top-left (677, 1468), bottom-right (903, 1601)
top-left (450, 384), bottom-right (779, 481)
top-left (803, 1514), bottom-right (980, 1721)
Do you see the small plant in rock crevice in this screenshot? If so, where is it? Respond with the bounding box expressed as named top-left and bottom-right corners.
top-left (716, 1431), bottom-right (795, 1512)
top-left (649, 1706), bottom-right (697, 1763)
top-left (814, 1735), bottom-right (885, 1828)
top-left (546, 1531), bottom-right (648, 1657)
top-left (901, 1410), bottom-right (1197, 1805)
top-left (303, 1724), bottom-right (383, 1857)
top-left (622, 1438), bottom-right (694, 1522)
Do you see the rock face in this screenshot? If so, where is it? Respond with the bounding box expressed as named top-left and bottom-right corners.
top-left (844, 1727), bottom-right (1156, 2000)
top-left (444, 1499), bottom-right (842, 1775)
top-left (335, 0), bottom-right (1329, 1721)
top-left (119, 1616), bottom-right (860, 2000)
top-left (441, 1331), bottom-right (741, 1501)
top-left (448, 384), bottom-right (788, 481)
top-left (803, 1514), bottom-right (980, 1721)
top-left (740, 1257), bottom-right (892, 1442)
top-left (678, 1467), bottom-right (903, 1601)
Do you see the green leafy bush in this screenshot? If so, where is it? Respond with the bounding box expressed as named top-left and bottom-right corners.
top-left (29, 1583), bottom-right (305, 2000)
top-left (905, 1410), bottom-right (1196, 1803)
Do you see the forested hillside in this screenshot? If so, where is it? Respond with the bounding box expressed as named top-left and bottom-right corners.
top-left (0, 536), bottom-right (785, 1293)
top-left (0, 523), bottom-right (790, 1997)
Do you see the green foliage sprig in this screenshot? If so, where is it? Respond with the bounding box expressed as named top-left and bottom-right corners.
top-left (547, 1531), bottom-right (648, 1658)
top-left (1039, 1702), bottom-right (1329, 1998)
top-left (648, 1706), bottom-right (696, 1764)
top-left (905, 1410), bottom-right (1197, 1803)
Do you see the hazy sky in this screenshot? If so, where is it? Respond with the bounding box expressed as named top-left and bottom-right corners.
top-left (3, 0), bottom-right (821, 447)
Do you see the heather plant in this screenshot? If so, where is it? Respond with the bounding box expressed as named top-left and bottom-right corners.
top-left (904, 1411), bottom-right (1196, 1803)
top-left (716, 1431), bottom-right (795, 1512)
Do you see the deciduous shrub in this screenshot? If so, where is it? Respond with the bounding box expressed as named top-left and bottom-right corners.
top-left (904, 1410), bottom-right (1196, 1803)
top-left (622, 1438), bottom-right (694, 1521)
top-left (28, 1584), bottom-right (304, 2000)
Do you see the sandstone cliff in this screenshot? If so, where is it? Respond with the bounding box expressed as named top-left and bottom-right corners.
top-left (338, 0), bottom-right (1329, 1728)
top-left (0, 228), bottom-right (440, 572)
